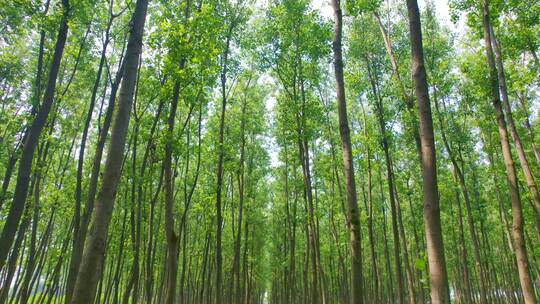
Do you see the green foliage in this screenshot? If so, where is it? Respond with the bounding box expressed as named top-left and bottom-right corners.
top-left (1, 0), bottom-right (539, 303)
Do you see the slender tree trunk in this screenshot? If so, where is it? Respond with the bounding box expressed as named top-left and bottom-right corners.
top-left (330, 1), bottom-right (363, 303)
top-left (0, 147), bottom-right (19, 209)
top-left (405, 0), bottom-right (450, 302)
top-left (19, 123), bottom-right (53, 304)
top-left (0, 205), bottom-right (30, 303)
top-left (0, 0), bottom-right (70, 271)
top-left (65, 58), bottom-right (125, 304)
top-left (70, 0), bottom-right (149, 302)
top-left (232, 83), bottom-right (249, 304)
top-left (65, 16), bottom-right (115, 302)
top-left (215, 24), bottom-right (234, 304)
top-left (358, 101), bottom-right (380, 303)
top-left (283, 140), bottom-right (295, 304)
top-left (366, 58), bottom-right (405, 304)
top-left (122, 120), bottom-right (142, 304)
top-left (144, 164), bottom-right (163, 303)
top-left (433, 86), bottom-right (488, 304)
top-left (295, 78), bottom-right (320, 304)
top-left (164, 81), bottom-right (181, 304)
top-left (394, 187), bottom-right (417, 304)
top-left (377, 164), bottom-right (394, 303)
top-left (480, 1), bottom-right (536, 303)
top-left (405, 180), bottom-right (427, 303)
top-left (490, 26), bottom-right (540, 230)
top-left (140, 99), bottom-right (165, 303)
top-left (321, 89), bottom-right (351, 304)
top-left (0, 0), bottom-right (50, 209)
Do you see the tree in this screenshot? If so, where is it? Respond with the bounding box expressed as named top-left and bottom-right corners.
top-left (70, 0), bottom-right (150, 302)
top-left (405, 0), bottom-right (450, 302)
top-left (330, 1), bottom-right (364, 303)
top-left (480, 0), bottom-right (536, 302)
top-left (0, 0), bottom-right (70, 271)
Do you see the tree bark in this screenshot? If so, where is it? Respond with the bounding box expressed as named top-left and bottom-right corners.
top-left (70, 0), bottom-right (149, 302)
top-left (490, 26), bottom-right (540, 232)
top-left (65, 15), bottom-right (115, 302)
top-left (164, 80), bottom-right (181, 304)
top-left (215, 22), bottom-right (234, 304)
top-left (330, 1), bottom-right (364, 303)
top-left (65, 54), bottom-right (125, 304)
top-left (480, 1), bottom-right (536, 302)
top-left (405, 0), bottom-right (450, 302)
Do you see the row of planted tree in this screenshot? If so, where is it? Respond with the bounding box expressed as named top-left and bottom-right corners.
top-left (0, 0), bottom-right (539, 303)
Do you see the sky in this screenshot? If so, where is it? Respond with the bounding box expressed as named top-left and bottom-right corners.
top-left (311, 0), bottom-right (453, 24)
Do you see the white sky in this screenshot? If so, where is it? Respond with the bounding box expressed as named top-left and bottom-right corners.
top-left (311, 0), bottom-right (453, 24)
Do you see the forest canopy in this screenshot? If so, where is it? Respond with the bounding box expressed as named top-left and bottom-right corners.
top-left (0, 0), bottom-right (539, 303)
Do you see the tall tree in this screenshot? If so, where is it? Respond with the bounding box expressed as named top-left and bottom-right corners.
top-left (405, 0), bottom-right (450, 302)
top-left (70, 0), bottom-right (150, 302)
top-left (330, 1), bottom-right (364, 303)
top-left (0, 0), bottom-right (70, 271)
top-left (480, 0), bottom-right (536, 302)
